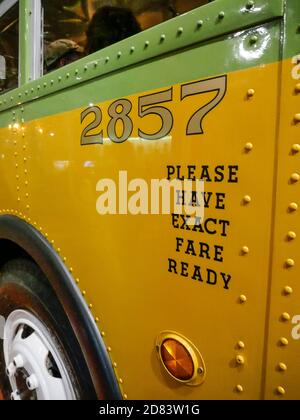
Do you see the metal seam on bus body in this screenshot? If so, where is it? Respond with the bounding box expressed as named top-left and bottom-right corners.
top-left (0, 211), bottom-right (127, 399)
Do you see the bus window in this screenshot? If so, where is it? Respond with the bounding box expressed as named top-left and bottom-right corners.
top-left (43, 0), bottom-right (210, 73)
top-left (0, 2), bottom-right (19, 94)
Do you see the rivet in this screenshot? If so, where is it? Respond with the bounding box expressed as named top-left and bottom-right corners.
top-left (280, 337), bottom-right (289, 346)
top-left (289, 202), bottom-right (298, 211)
top-left (123, 394), bottom-right (128, 400)
top-left (51, 80), bottom-right (54, 85)
top-left (177, 27), bottom-right (184, 35)
top-left (292, 143), bottom-right (300, 153)
top-left (160, 34), bottom-right (166, 42)
top-left (117, 51), bottom-right (122, 58)
top-left (105, 56), bottom-right (110, 62)
top-left (197, 20), bottom-right (203, 28)
top-left (95, 317), bottom-right (99, 323)
top-left (107, 347), bottom-right (112, 352)
top-left (58, 76), bottom-right (62, 82)
top-left (286, 259), bottom-right (295, 267)
top-left (84, 66), bottom-right (88, 71)
top-left (277, 386), bottom-right (286, 396)
top-left (82, 291), bottom-right (86, 296)
top-left (294, 114), bottom-right (300, 122)
top-left (94, 61), bottom-right (98, 68)
top-left (246, 0), bottom-right (255, 9)
top-left (236, 385), bottom-right (244, 393)
top-left (236, 355), bottom-right (245, 365)
top-left (243, 195), bottom-right (251, 204)
top-left (130, 46), bottom-right (135, 53)
top-left (250, 35), bottom-right (258, 44)
top-left (287, 231), bottom-right (296, 240)
top-left (89, 304), bottom-right (93, 309)
top-left (26, 205), bottom-right (30, 210)
top-left (291, 173), bottom-right (300, 182)
top-left (43, 82), bottom-right (47, 88)
top-left (240, 295), bottom-right (247, 304)
top-left (281, 312), bottom-right (291, 322)
top-left (144, 41), bottom-right (150, 48)
top-left (278, 363), bottom-right (287, 372)
top-left (247, 89), bottom-right (255, 97)
top-left (119, 378), bottom-right (123, 384)
top-left (245, 142), bottom-right (253, 152)
top-left (101, 331), bottom-right (106, 337)
top-left (218, 11), bottom-right (225, 19)
top-left (237, 341), bottom-right (245, 349)
top-left (295, 84), bottom-right (300, 93)
top-left (284, 286), bottom-right (293, 296)
top-left (75, 69), bottom-right (79, 75)
top-left (113, 362), bottom-right (117, 368)
top-left (242, 246), bottom-right (249, 254)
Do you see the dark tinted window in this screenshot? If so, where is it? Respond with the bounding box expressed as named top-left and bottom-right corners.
top-left (0, 2), bottom-right (19, 94)
top-left (43, 0), bottom-right (210, 73)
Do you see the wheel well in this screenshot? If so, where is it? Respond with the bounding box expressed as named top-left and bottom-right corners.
top-left (0, 239), bottom-right (34, 268)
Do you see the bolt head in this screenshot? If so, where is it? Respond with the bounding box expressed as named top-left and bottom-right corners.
top-left (291, 173), bottom-right (300, 182)
top-left (287, 231), bottom-right (296, 240)
top-left (278, 363), bottom-right (287, 372)
top-left (286, 259), bottom-right (295, 268)
top-left (250, 35), bottom-right (258, 44)
top-left (236, 355), bottom-right (245, 365)
top-left (277, 386), bottom-right (286, 396)
top-left (292, 143), bottom-right (300, 153)
top-left (289, 202), bottom-right (298, 211)
top-left (281, 312), bottom-right (291, 322)
top-left (284, 286), bottom-right (293, 295)
top-left (280, 337), bottom-right (289, 346)
top-left (242, 246), bottom-right (249, 254)
top-left (13, 355), bottom-right (24, 369)
top-left (247, 89), bottom-right (255, 97)
top-left (236, 384), bottom-right (244, 393)
top-left (245, 142), bottom-right (253, 151)
top-left (6, 363), bottom-right (16, 377)
top-left (26, 374), bottom-right (39, 391)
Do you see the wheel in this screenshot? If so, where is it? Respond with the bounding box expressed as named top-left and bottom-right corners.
top-left (0, 259), bottom-right (97, 400)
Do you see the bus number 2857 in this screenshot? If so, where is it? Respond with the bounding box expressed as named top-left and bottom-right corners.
top-left (80, 75), bottom-right (227, 146)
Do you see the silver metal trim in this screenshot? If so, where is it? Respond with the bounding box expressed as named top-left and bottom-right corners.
top-left (28, 0), bottom-right (42, 81)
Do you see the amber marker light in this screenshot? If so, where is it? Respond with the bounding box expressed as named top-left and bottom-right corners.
top-left (161, 339), bottom-right (194, 381)
top-left (156, 331), bottom-right (206, 386)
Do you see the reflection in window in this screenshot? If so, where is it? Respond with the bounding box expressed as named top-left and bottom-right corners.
top-left (43, 0), bottom-right (210, 73)
top-left (0, 3), bottom-right (19, 94)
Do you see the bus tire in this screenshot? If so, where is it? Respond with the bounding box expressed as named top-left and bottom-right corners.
top-left (0, 258), bottom-right (97, 400)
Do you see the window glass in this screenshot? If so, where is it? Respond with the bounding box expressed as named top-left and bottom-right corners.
top-left (0, 2), bottom-right (19, 94)
top-left (43, 0), bottom-right (210, 73)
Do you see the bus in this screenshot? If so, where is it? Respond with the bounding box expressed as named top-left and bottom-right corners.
top-left (0, 0), bottom-right (299, 400)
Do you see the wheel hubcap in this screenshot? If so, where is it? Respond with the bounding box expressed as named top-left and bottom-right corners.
top-left (3, 310), bottom-right (76, 400)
